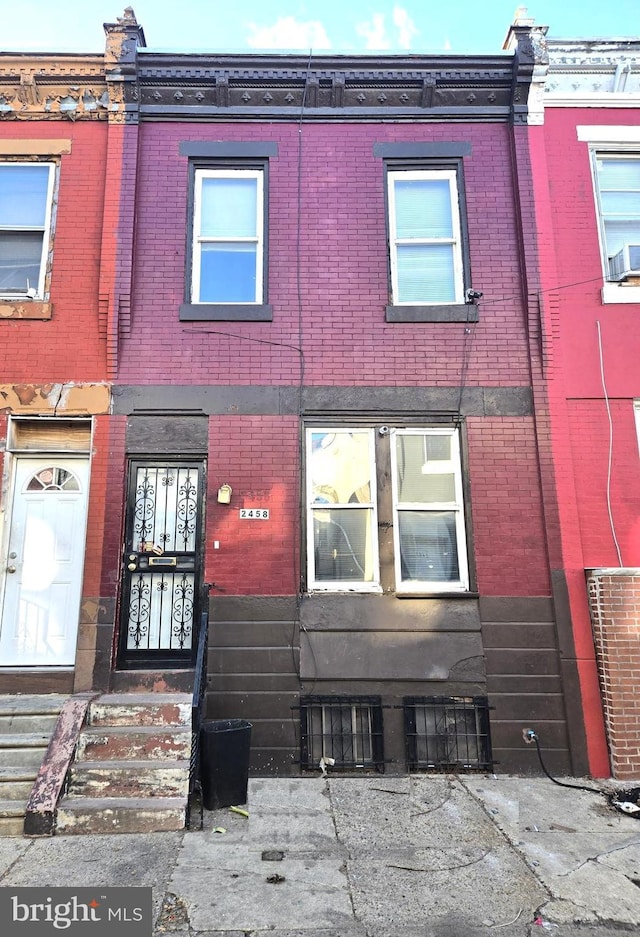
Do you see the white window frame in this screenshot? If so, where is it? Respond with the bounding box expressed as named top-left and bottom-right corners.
top-left (305, 427), bottom-right (381, 593)
top-left (387, 169), bottom-right (464, 306)
top-left (578, 128), bottom-right (640, 304)
top-left (634, 401), bottom-right (640, 458)
top-left (0, 161), bottom-right (55, 300)
top-left (592, 151), bottom-right (640, 290)
top-left (390, 427), bottom-right (468, 593)
top-left (191, 167), bottom-right (264, 304)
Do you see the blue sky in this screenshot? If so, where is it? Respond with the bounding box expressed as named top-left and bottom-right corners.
top-left (2, 2), bottom-right (639, 54)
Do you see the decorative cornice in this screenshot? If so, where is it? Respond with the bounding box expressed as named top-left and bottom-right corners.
top-left (545, 39), bottom-right (640, 99)
top-left (0, 55), bottom-right (108, 121)
top-left (0, 8), bottom-right (542, 124)
top-left (132, 53), bottom-right (525, 122)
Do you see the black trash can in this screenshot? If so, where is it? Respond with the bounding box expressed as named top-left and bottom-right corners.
top-left (199, 719), bottom-right (252, 810)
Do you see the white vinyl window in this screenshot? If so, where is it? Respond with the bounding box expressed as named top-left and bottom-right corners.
top-left (191, 168), bottom-right (264, 303)
top-left (306, 428), bottom-right (380, 591)
top-left (593, 154), bottom-right (640, 281)
top-left (387, 169), bottom-right (464, 305)
top-left (0, 162), bottom-right (55, 298)
top-left (391, 428), bottom-right (468, 592)
top-left (306, 426), bottom-right (468, 593)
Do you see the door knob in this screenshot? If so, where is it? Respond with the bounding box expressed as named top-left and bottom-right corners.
top-left (127, 563), bottom-right (137, 571)
top-left (6, 566), bottom-right (16, 574)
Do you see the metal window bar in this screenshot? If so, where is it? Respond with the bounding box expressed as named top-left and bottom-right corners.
top-left (186, 600), bottom-right (210, 830)
top-left (404, 696), bottom-right (493, 772)
top-left (300, 696), bottom-right (384, 771)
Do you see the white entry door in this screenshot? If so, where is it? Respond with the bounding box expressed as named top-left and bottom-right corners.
top-left (0, 458), bottom-right (89, 667)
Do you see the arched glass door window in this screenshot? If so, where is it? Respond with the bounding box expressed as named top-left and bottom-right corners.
top-left (25, 466), bottom-right (80, 492)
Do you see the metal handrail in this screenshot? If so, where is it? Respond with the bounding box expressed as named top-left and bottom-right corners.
top-left (187, 598), bottom-right (209, 830)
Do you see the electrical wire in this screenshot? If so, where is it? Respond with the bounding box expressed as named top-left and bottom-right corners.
top-left (596, 320), bottom-right (623, 567)
top-left (527, 731), bottom-right (602, 795)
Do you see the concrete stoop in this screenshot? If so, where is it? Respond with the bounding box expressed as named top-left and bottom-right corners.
top-left (55, 693), bottom-right (192, 835)
top-left (0, 694), bottom-right (68, 837)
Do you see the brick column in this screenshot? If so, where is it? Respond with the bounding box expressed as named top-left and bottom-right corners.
top-left (587, 568), bottom-right (640, 779)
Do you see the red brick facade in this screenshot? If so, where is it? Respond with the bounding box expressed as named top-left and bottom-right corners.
top-left (588, 571), bottom-right (640, 778)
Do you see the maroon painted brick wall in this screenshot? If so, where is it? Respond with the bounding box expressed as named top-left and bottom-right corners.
top-left (120, 121), bottom-right (531, 388)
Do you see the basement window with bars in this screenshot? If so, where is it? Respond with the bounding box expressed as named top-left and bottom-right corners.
top-left (300, 696), bottom-right (384, 771)
top-left (404, 696), bottom-right (493, 772)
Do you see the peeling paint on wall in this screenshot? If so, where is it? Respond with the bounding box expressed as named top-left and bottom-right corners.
top-left (0, 382), bottom-right (111, 415)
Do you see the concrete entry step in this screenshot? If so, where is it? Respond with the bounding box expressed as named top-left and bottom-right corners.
top-left (55, 796), bottom-right (188, 834)
top-left (0, 694), bottom-right (69, 838)
top-left (89, 693), bottom-right (192, 728)
top-left (52, 692), bottom-right (194, 835)
top-left (75, 725), bottom-right (191, 762)
top-left (67, 759), bottom-right (190, 798)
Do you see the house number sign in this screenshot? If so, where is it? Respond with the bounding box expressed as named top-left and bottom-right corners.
top-left (239, 508), bottom-right (270, 519)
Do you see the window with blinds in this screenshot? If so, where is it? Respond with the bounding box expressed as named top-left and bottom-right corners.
top-left (387, 169), bottom-right (464, 305)
top-left (391, 428), bottom-right (468, 591)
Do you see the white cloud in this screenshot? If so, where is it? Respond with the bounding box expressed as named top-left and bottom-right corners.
top-left (356, 13), bottom-right (391, 50)
top-left (246, 16), bottom-right (331, 50)
top-left (393, 6), bottom-right (418, 50)
top-left (356, 7), bottom-right (419, 51)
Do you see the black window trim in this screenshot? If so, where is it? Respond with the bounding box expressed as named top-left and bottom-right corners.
top-left (179, 142), bottom-right (277, 322)
top-left (376, 143), bottom-right (474, 323)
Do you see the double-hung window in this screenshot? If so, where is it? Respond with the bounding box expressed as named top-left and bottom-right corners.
top-left (191, 168), bottom-right (264, 304)
top-left (387, 169), bottom-right (465, 306)
top-left (391, 428), bottom-right (467, 592)
top-left (0, 162), bottom-right (55, 299)
top-left (593, 154), bottom-right (640, 282)
top-left (307, 429), bottom-right (380, 591)
top-left (306, 425), bottom-right (469, 593)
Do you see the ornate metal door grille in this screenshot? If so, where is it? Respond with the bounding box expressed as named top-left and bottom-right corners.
top-left (119, 461), bottom-right (204, 666)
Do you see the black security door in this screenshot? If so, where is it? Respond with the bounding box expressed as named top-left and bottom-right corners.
top-left (118, 460), bottom-right (205, 667)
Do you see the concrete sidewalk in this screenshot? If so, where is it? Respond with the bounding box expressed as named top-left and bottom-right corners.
top-left (0, 775), bottom-right (638, 936)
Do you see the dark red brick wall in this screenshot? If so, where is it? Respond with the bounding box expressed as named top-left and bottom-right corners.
top-left (467, 416), bottom-right (550, 596)
top-left (0, 123), bottom-right (109, 379)
top-left (206, 416), bottom-right (300, 595)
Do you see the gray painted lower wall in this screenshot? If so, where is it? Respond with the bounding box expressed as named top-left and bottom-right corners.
top-left (207, 593), bottom-right (573, 776)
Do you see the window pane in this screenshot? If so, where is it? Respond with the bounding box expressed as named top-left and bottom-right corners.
top-left (396, 243), bottom-right (455, 303)
top-left (0, 231), bottom-right (43, 291)
top-left (597, 158), bottom-right (640, 190)
top-left (395, 435), bottom-right (455, 502)
top-left (425, 436), bottom-right (451, 461)
top-left (398, 511), bottom-right (459, 582)
top-left (0, 165), bottom-right (50, 228)
top-left (313, 508), bottom-right (373, 581)
top-left (603, 221), bottom-right (640, 258)
top-left (601, 192), bottom-right (640, 216)
top-left (394, 179), bottom-right (453, 238)
top-left (199, 242), bottom-right (257, 302)
top-left (200, 177), bottom-right (257, 237)
top-left (309, 431), bottom-right (372, 505)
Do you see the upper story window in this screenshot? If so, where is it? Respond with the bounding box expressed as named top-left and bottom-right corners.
top-left (179, 141), bottom-right (277, 323)
top-left (305, 425), bottom-right (469, 594)
top-left (191, 168), bottom-right (264, 304)
top-left (0, 162), bottom-right (55, 299)
top-left (594, 155), bottom-right (640, 282)
top-left (387, 169), bottom-right (464, 306)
